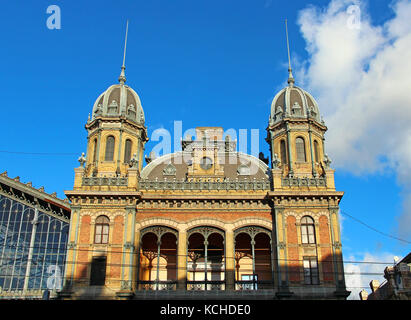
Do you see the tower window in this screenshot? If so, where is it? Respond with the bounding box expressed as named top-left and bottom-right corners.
top-left (124, 139), bottom-right (132, 163)
top-left (303, 256), bottom-right (319, 285)
top-left (280, 140), bottom-right (287, 165)
top-left (296, 137), bottom-right (306, 162)
top-left (92, 138), bottom-right (98, 163)
top-left (314, 140), bottom-right (320, 163)
top-left (104, 136), bottom-right (115, 161)
top-left (301, 216), bottom-right (316, 244)
top-left (94, 215), bottom-right (110, 244)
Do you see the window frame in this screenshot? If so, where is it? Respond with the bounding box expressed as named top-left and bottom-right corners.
top-left (104, 136), bottom-right (115, 162)
top-left (92, 138), bottom-right (98, 163)
top-left (303, 256), bottom-right (319, 285)
top-left (94, 215), bottom-right (110, 244)
top-left (280, 139), bottom-right (287, 165)
top-left (124, 139), bottom-right (132, 164)
top-left (301, 216), bottom-right (316, 244)
top-left (295, 137), bottom-right (307, 162)
top-left (314, 140), bottom-right (320, 164)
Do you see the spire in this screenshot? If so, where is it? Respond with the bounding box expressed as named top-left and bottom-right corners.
top-left (118, 20), bottom-right (129, 85)
top-left (285, 19), bottom-right (295, 87)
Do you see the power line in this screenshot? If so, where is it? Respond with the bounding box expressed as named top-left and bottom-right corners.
top-left (0, 150), bottom-right (77, 156)
top-left (340, 209), bottom-right (411, 245)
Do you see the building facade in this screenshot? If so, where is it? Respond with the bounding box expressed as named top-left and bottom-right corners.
top-left (60, 62), bottom-right (350, 300)
top-left (0, 172), bottom-right (71, 299)
top-left (360, 253), bottom-right (411, 300)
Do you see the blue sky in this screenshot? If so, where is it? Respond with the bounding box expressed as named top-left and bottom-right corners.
top-left (0, 0), bottom-right (410, 298)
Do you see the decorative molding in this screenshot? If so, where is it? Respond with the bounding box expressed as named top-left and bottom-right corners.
top-left (82, 176), bottom-right (128, 186)
top-left (163, 163), bottom-right (177, 176)
top-left (282, 176), bottom-right (326, 187)
top-left (140, 225), bottom-right (178, 240)
top-left (139, 179), bottom-right (270, 191)
top-left (234, 226), bottom-right (272, 239)
top-left (187, 226), bottom-right (224, 239)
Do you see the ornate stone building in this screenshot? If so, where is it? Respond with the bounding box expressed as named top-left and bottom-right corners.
top-left (60, 58), bottom-right (350, 300)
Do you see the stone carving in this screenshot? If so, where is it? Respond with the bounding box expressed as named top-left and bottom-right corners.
top-left (282, 176), bottom-right (327, 187)
top-left (107, 100), bottom-right (118, 114)
top-left (82, 176), bottom-right (128, 186)
top-left (324, 154), bottom-right (332, 168)
top-left (275, 105), bottom-right (283, 121)
top-left (129, 153), bottom-right (138, 168)
top-left (163, 163), bottom-right (177, 176)
top-left (309, 105), bottom-right (317, 118)
top-left (127, 104), bottom-right (136, 119)
top-left (145, 151), bottom-right (156, 164)
top-left (94, 103), bottom-right (102, 115)
top-left (291, 102), bottom-right (302, 116)
top-left (78, 152), bottom-right (86, 167)
top-left (237, 164), bottom-right (250, 176)
top-left (272, 153), bottom-right (281, 168)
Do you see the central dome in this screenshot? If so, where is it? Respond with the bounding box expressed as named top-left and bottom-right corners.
top-left (91, 82), bottom-right (145, 125)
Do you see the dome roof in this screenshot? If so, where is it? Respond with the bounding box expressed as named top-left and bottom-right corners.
top-left (269, 84), bottom-right (322, 125)
top-left (141, 151), bottom-right (271, 181)
top-left (91, 82), bottom-right (145, 125)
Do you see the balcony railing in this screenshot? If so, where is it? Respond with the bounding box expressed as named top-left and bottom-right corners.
top-left (138, 280), bottom-right (177, 291)
top-left (136, 280), bottom-right (275, 291)
top-left (139, 179), bottom-right (270, 191)
top-left (282, 176), bottom-right (326, 187)
top-left (186, 281), bottom-right (226, 291)
top-left (235, 280), bottom-right (274, 290)
top-left (82, 176), bottom-right (128, 186)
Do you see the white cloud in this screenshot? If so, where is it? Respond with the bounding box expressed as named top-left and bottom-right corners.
top-left (296, 0), bottom-right (411, 240)
top-left (344, 252), bottom-right (398, 299)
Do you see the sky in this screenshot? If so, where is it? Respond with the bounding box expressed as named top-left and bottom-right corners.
top-left (0, 0), bottom-right (410, 299)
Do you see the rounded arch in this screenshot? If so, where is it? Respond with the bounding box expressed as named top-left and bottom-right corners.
top-left (301, 215), bottom-right (316, 244)
top-left (139, 225), bottom-right (178, 287)
top-left (234, 226), bottom-right (272, 240)
top-left (94, 215), bottom-right (110, 244)
top-left (140, 225), bottom-right (178, 242)
top-left (137, 217), bottom-right (181, 232)
top-left (185, 218), bottom-right (228, 233)
top-left (232, 217), bottom-right (272, 231)
top-left (187, 226), bottom-right (225, 239)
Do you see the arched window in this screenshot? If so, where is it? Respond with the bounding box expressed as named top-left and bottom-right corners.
top-left (124, 139), bottom-right (132, 163)
top-left (296, 137), bottom-right (306, 162)
top-left (301, 216), bottom-right (316, 244)
top-left (94, 215), bottom-right (110, 244)
top-left (280, 140), bottom-right (287, 164)
top-left (92, 138), bottom-right (98, 163)
top-left (314, 140), bottom-right (320, 163)
top-left (104, 136), bottom-right (115, 161)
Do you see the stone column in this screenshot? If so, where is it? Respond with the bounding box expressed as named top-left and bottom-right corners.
top-left (177, 230), bottom-right (187, 290)
top-left (225, 231), bottom-right (235, 290)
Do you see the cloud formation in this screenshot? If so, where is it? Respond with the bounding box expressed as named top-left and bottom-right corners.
top-left (296, 0), bottom-right (411, 240)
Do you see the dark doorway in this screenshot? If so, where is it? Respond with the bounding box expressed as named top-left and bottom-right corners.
top-left (90, 256), bottom-right (107, 285)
